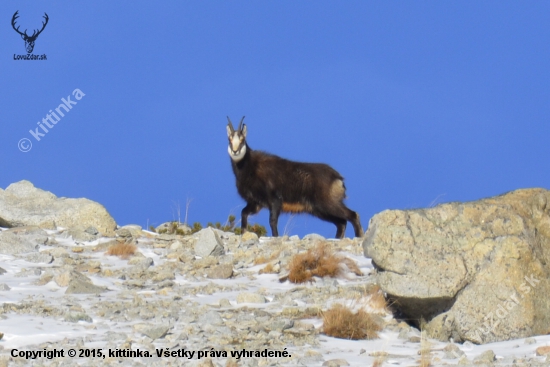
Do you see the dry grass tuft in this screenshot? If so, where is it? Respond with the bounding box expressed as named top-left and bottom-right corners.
top-left (254, 249), bottom-right (282, 265)
top-left (259, 262), bottom-right (277, 274)
top-left (372, 355), bottom-right (386, 367)
top-left (106, 242), bottom-right (137, 259)
top-left (288, 242), bottom-right (362, 283)
top-left (367, 285), bottom-right (389, 313)
top-left (322, 304), bottom-right (381, 340)
top-left (417, 332), bottom-right (432, 367)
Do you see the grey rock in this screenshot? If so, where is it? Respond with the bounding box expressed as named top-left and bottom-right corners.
top-left (198, 311), bottom-right (224, 326)
top-left (0, 180), bottom-right (116, 236)
top-left (117, 225), bottom-right (142, 238)
top-left (64, 312), bottom-right (93, 323)
top-left (206, 264), bottom-right (233, 279)
top-left (134, 324), bottom-right (170, 340)
top-left (62, 225), bottom-right (98, 242)
top-left (473, 350), bottom-right (496, 363)
top-left (303, 233), bottom-right (326, 242)
top-left (170, 240), bottom-right (184, 251)
top-left (364, 188), bottom-right (550, 344)
top-left (65, 278), bottom-right (107, 294)
top-left (25, 252), bottom-right (53, 264)
top-left (0, 283), bottom-right (10, 291)
top-left (55, 270), bottom-right (90, 287)
top-left (128, 257), bottom-right (154, 273)
top-left (0, 267), bottom-right (6, 275)
top-left (270, 319), bottom-right (294, 332)
top-left (125, 280), bottom-right (145, 288)
top-left (85, 226), bottom-right (99, 235)
top-left (115, 228), bottom-right (133, 238)
top-left (322, 359), bottom-right (350, 367)
top-left (152, 271), bottom-right (175, 282)
top-left (105, 332), bottom-right (128, 342)
top-left (443, 343), bottom-right (465, 359)
top-left (236, 292), bottom-right (266, 304)
top-left (194, 228), bottom-right (225, 257)
top-left (155, 222), bottom-right (190, 235)
top-left (0, 226), bottom-right (47, 254)
top-left (219, 299), bottom-right (232, 308)
top-left (46, 247), bottom-right (69, 258)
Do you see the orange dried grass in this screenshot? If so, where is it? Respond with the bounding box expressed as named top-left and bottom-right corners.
top-left (322, 304), bottom-right (381, 340)
top-left (106, 242), bottom-right (137, 259)
top-left (288, 243), bottom-right (361, 283)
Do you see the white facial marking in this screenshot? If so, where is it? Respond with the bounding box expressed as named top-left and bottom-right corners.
top-left (228, 133), bottom-right (246, 162)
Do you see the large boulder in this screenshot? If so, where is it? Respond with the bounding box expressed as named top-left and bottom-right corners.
top-left (363, 188), bottom-right (550, 344)
top-left (0, 180), bottom-right (116, 236)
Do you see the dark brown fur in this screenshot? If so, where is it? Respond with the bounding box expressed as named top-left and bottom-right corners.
top-left (228, 120), bottom-right (363, 239)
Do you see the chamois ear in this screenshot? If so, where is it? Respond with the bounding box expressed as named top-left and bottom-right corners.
top-left (241, 124), bottom-right (247, 138)
top-left (226, 124), bottom-right (233, 138)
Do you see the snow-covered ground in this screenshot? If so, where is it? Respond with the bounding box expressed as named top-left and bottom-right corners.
top-left (0, 228), bottom-right (549, 366)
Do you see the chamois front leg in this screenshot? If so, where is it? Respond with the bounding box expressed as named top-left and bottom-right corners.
top-left (268, 196), bottom-right (283, 237)
top-left (241, 202), bottom-right (260, 234)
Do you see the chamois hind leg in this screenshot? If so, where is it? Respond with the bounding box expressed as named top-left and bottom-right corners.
top-left (241, 202), bottom-right (260, 234)
top-left (334, 218), bottom-right (347, 239)
top-left (344, 206), bottom-right (363, 237)
top-left (316, 211), bottom-right (347, 239)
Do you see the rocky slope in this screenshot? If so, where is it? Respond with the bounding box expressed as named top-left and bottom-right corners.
top-left (0, 226), bottom-right (548, 366)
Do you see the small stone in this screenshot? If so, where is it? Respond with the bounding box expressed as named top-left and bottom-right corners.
top-left (0, 226), bottom-right (46, 255)
top-left (236, 292), bottom-right (266, 304)
top-left (36, 272), bottom-right (54, 285)
top-left (65, 278), bottom-right (107, 294)
top-left (219, 299), bottom-right (232, 308)
top-left (0, 283), bottom-right (10, 291)
top-left (85, 226), bottom-right (99, 235)
top-left (443, 343), bottom-right (465, 359)
top-left (55, 271), bottom-right (90, 287)
top-left (66, 226), bottom-right (98, 242)
top-left (47, 247), bottom-right (69, 258)
top-left (152, 271), bottom-right (175, 282)
top-left (241, 231), bottom-right (258, 242)
top-left (64, 312), bottom-right (93, 323)
top-left (134, 324), bottom-right (170, 340)
top-left (322, 359), bottom-right (350, 367)
top-left (270, 319), bottom-right (293, 332)
top-left (24, 252), bottom-right (53, 263)
top-left (198, 311), bottom-right (224, 326)
top-left (524, 337), bottom-right (536, 344)
top-left (303, 233), bottom-right (325, 242)
top-left (206, 264), bottom-right (233, 279)
top-left (0, 267), bottom-right (6, 275)
top-left (116, 228), bottom-right (133, 238)
top-left (170, 240), bottom-right (184, 251)
top-left (72, 247), bottom-right (84, 253)
top-left (194, 228), bottom-right (225, 257)
top-left (473, 350), bottom-right (495, 363)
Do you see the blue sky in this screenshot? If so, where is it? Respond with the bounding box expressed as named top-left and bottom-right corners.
top-left (1, 2), bottom-right (549, 238)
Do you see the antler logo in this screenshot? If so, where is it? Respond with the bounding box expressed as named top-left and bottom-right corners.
top-left (11, 11), bottom-right (49, 54)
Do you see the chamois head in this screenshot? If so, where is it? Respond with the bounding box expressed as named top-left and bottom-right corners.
top-left (226, 116), bottom-right (247, 162)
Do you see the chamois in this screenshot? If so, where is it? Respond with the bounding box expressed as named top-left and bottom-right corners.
top-left (226, 116), bottom-right (364, 239)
